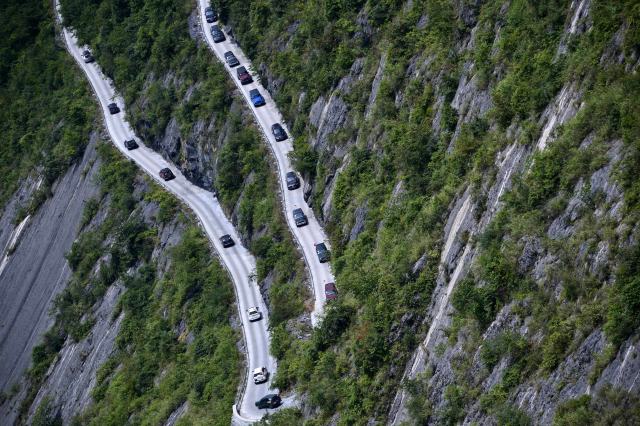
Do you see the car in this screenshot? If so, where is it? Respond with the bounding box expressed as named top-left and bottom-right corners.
top-left (247, 307), bottom-right (262, 322)
top-left (255, 394), bottom-right (281, 410)
top-left (237, 66), bottom-right (253, 85)
top-left (159, 168), bottom-right (175, 181)
top-left (325, 282), bottom-right (338, 301)
top-left (107, 103), bottom-right (120, 114)
top-left (81, 49), bottom-right (94, 63)
top-left (220, 234), bottom-right (235, 248)
top-left (124, 139), bottom-right (139, 150)
top-left (315, 242), bottom-right (330, 263)
top-left (224, 51), bottom-right (239, 67)
top-left (292, 208), bottom-right (308, 227)
top-left (271, 123), bottom-right (287, 141)
top-left (286, 171), bottom-right (300, 190)
top-left (204, 6), bottom-right (218, 22)
top-left (249, 89), bottom-right (266, 107)
top-left (211, 25), bottom-right (226, 43)
top-left (253, 367), bottom-right (269, 384)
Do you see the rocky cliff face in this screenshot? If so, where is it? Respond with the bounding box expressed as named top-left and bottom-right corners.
top-left (0, 134), bottom-right (200, 424)
top-left (20, 184), bottom-right (190, 424)
top-left (0, 133), bottom-right (101, 398)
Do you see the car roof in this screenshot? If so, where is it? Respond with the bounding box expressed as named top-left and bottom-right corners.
top-left (316, 242), bottom-right (327, 248)
top-left (272, 123), bottom-right (282, 129)
top-left (224, 51), bottom-right (234, 57)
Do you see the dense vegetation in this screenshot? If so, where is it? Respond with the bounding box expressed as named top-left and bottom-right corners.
top-left (0, 0), bottom-right (95, 211)
top-left (60, 0), bottom-right (309, 329)
top-left (219, 0), bottom-right (640, 423)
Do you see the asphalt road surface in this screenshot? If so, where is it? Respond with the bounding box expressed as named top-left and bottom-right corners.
top-left (196, 0), bottom-right (337, 327)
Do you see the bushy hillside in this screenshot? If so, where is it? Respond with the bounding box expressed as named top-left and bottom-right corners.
top-left (217, 0), bottom-right (640, 423)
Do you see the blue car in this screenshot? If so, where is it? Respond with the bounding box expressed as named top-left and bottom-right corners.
top-left (249, 89), bottom-right (266, 107)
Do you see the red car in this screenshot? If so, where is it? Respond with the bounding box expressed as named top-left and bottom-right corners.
top-left (237, 66), bottom-right (253, 85)
top-left (159, 168), bottom-right (175, 181)
top-left (324, 282), bottom-right (338, 301)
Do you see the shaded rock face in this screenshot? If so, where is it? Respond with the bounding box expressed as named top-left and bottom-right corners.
top-left (0, 151), bottom-right (191, 424)
top-left (0, 133), bottom-right (101, 395)
top-left (26, 285), bottom-right (125, 424)
top-left (21, 203), bottom-right (188, 425)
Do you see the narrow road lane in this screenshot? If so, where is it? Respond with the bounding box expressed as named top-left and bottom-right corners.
top-left (196, 1), bottom-right (336, 325)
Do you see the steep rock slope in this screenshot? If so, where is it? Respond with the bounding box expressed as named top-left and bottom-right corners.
top-left (219, 0), bottom-right (640, 423)
top-left (0, 134), bottom-right (101, 395)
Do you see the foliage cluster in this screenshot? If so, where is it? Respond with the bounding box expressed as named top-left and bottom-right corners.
top-left (0, 0), bottom-right (95, 209)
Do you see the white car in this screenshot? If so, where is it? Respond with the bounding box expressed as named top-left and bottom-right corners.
top-left (253, 367), bottom-right (269, 384)
top-left (247, 307), bottom-right (262, 322)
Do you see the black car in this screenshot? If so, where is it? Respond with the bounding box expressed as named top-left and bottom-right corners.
top-left (81, 50), bottom-right (94, 63)
top-left (211, 25), bottom-right (226, 43)
top-left (224, 51), bottom-right (239, 67)
top-left (220, 234), bottom-right (235, 248)
top-left (271, 123), bottom-right (287, 141)
top-left (236, 66), bottom-right (253, 85)
top-left (107, 103), bottom-right (120, 114)
top-left (255, 394), bottom-right (281, 410)
top-left (292, 208), bottom-right (308, 227)
top-left (204, 6), bottom-right (218, 22)
top-left (124, 139), bottom-right (139, 150)
top-left (315, 242), bottom-right (330, 263)
top-left (159, 168), bottom-right (175, 181)
top-left (286, 171), bottom-right (300, 190)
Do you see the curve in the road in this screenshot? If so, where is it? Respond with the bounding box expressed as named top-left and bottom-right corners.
top-left (55, 2), bottom-right (277, 422)
top-left (196, 0), bottom-right (336, 326)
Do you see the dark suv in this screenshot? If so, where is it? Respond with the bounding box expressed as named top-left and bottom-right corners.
top-left (224, 51), bottom-right (239, 67)
top-left (124, 139), bottom-right (139, 150)
top-left (286, 172), bottom-right (300, 190)
top-left (315, 242), bottom-right (330, 263)
top-left (81, 50), bottom-right (94, 63)
top-left (255, 394), bottom-right (281, 409)
top-left (107, 103), bottom-right (120, 114)
top-left (237, 66), bottom-right (253, 84)
top-left (204, 6), bottom-right (218, 22)
top-left (271, 123), bottom-right (287, 141)
top-left (220, 234), bottom-right (235, 248)
top-left (159, 168), bottom-right (175, 181)
top-left (211, 25), bottom-right (225, 43)
top-left (292, 208), bottom-right (308, 227)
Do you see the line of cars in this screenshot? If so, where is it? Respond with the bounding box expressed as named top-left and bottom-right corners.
top-left (203, 5), bottom-right (340, 306)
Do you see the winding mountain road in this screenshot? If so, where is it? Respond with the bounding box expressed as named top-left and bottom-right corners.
top-left (196, 1), bottom-right (336, 325)
top-left (55, 3), bottom-right (278, 422)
